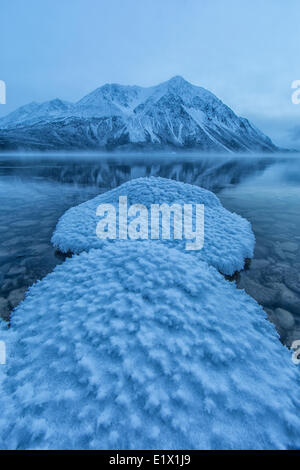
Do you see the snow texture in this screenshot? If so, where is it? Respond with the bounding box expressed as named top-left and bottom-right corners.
top-left (52, 176), bottom-right (255, 275)
top-left (0, 242), bottom-right (299, 450)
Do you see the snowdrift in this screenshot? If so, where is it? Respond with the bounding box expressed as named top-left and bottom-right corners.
top-left (52, 177), bottom-right (255, 275)
top-left (0, 76), bottom-right (277, 152)
top-left (0, 242), bottom-right (299, 450)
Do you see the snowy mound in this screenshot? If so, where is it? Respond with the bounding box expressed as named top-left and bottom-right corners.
top-left (0, 76), bottom-right (277, 152)
top-left (52, 177), bottom-right (255, 275)
top-left (1, 242), bottom-right (299, 450)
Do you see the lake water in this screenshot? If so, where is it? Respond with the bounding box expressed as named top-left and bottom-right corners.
top-left (0, 153), bottom-right (299, 348)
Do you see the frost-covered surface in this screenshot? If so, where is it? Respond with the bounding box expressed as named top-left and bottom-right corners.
top-left (0, 242), bottom-right (299, 450)
top-left (0, 76), bottom-right (277, 152)
top-left (52, 177), bottom-right (255, 275)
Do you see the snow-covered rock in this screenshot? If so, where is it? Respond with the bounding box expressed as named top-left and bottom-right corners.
top-left (0, 76), bottom-right (278, 152)
top-left (0, 242), bottom-right (299, 450)
top-left (52, 177), bottom-right (255, 275)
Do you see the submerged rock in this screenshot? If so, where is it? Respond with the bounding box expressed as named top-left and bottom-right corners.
top-left (249, 259), bottom-right (269, 270)
top-left (287, 328), bottom-right (300, 348)
top-left (275, 308), bottom-right (295, 330)
top-left (280, 241), bottom-right (298, 253)
top-left (238, 277), bottom-right (278, 307)
top-left (7, 265), bottom-right (27, 277)
top-left (283, 268), bottom-right (300, 294)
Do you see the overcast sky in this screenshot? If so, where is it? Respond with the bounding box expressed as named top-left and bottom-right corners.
top-left (1, 0), bottom-right (299, 146)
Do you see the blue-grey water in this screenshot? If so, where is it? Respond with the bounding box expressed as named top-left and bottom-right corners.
top-left (0, 153), bottom-right (299, 347)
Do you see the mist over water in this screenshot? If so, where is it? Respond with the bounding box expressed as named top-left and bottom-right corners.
top-left (0, 152), bottom-right (299, 346)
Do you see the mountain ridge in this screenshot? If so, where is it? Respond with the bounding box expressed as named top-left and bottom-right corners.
top-left (0, 76), bottom-right (279, 152)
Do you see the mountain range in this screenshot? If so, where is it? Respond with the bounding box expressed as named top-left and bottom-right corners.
top-left (0, 76), bottom-right (278, 152)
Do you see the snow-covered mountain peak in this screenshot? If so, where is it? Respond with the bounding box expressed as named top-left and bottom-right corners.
top-left (0, 77), bottom-right (279, 152)
top-left (75, 82), bottom-right (146, 117)
top-left (167, 74), bottom-right (186, 83)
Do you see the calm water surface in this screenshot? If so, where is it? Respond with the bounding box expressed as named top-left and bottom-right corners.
top-left (0, 153), bottom-right (299, 347)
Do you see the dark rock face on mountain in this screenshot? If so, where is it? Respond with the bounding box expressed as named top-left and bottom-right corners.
top-left (0, 76), bottom-right (278, 152)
